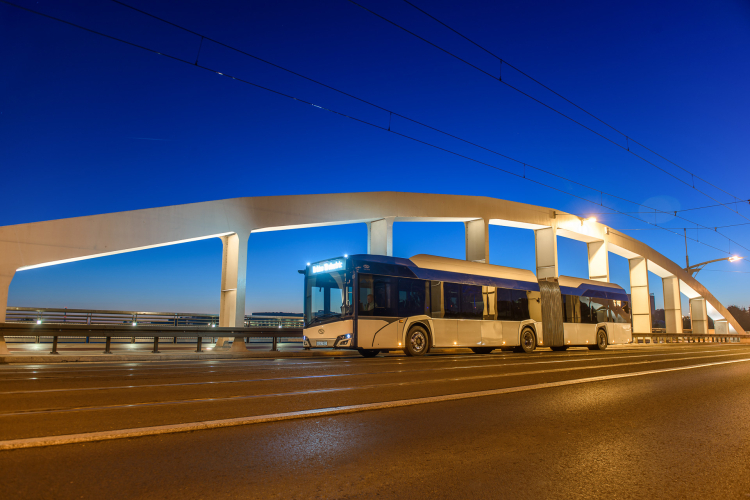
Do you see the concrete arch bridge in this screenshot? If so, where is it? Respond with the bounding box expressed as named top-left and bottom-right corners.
top-left (0, 192), bottom-right (741, 340)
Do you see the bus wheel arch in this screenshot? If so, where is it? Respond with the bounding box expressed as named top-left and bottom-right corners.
top-left (404, 324), bottom-right (430, 356)
top-left (517, 326), bottom-right (537, 353)
top-left (592, 328), bottom-right (608, 350)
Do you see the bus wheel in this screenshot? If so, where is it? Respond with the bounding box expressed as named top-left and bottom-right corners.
top-left (471, 347), bottom-right (494, 354)
top-left (357, 348), bottom-right (380, 358)
top-left (593, 330), bottom-right (608, 350)
top-left (404, 325), bottom-right (429, 356)
top-left (550, 346), bottom-right (568, 351)
top-left (519, 328), bottom-right (537, 353)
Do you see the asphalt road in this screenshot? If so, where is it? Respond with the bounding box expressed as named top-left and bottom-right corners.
top-left (2, 344), bottom-right (750, 499)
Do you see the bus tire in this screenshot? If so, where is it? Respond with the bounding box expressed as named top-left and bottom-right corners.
top-left (357, 348), bottom-right (380, 358)
top-left (471, 347), bottom-right (494, 354)
top-left (404, 325), bottom-right (429, 356)
top-left (519, 328), bottom-right (537, 353)
top-left (593, 329), bottom-right (608, 350)
top-left (550, 346), bottom-right (568, 351)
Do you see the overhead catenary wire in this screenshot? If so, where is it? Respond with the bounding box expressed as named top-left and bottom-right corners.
top-left (102, 0), bottom-right (750, 251)
top-left (347, 0), bottom-right (750, 221)
top-left (2, 0), bottom-right (747, 258)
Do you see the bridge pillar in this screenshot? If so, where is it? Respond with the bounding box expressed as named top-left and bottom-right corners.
top-left (629, 257), bottom-right (652, 335)
top-left (690, 298), bottom-right (709, 334)
top-left (0, 271), bottom-right (13, 354)
top-left (534, 226), bottom-right (558, 279)
top-left (662, 276), bottom-right (683, 334)
top-left (216, 232), bottom-right (249, 349)
top-left (465, 219), bottom-right (488, 263)
top-left (587, 238), bottom-right (609, 282)
top-left (367, 218), bottom-right (394, 256)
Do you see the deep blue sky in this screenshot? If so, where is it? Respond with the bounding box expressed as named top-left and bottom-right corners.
top-left (2, 0), bottom-right (748, 314)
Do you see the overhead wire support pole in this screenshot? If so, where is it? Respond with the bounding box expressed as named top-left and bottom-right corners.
top-left (356, 0), bottom-right (749, 218)
top-left (4, 0), bottom-right (748, 257)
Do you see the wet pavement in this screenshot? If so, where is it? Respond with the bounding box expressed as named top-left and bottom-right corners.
top-left (1, 344), bottom-right (749, 499)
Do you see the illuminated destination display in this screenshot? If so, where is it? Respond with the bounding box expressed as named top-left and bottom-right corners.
top-left (311, 259), bottom-right (344, 274)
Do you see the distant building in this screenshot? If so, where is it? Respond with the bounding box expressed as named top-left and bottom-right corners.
top-left (247, 312), bottom-right (303, 328)
top-left (650, 293), bottom-right (656, 316)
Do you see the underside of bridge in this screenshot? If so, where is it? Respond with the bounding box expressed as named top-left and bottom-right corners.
top-left (0, 192), bottom-right (742, 347)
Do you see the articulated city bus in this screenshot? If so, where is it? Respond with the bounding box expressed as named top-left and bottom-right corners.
top-left (302, 254), bottom-right (632, 357)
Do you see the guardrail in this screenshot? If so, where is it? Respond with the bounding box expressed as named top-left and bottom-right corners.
top-left (0, 323), bottom-right (303, 354)
top-left (4, 307), bottom-right (304, 329)
top-left (633, 334), bottom-right (747, 344)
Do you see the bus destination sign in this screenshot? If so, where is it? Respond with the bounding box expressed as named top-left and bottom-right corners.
top-left (311, 259), bottom-right (344, 274)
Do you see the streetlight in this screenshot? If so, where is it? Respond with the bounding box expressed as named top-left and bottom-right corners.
top-left (684, 255), bottom-right (744, 278)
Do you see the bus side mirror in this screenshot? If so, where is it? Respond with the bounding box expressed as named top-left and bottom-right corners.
top-left (297, 270), bottom-right (305, 274)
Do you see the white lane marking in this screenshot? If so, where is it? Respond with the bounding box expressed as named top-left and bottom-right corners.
top-left (1, 351), bottom-right (742, 412)
top-left (2, 356), bottom-right (749, 451)
top-left (0, 348), bottom-right (735, 393)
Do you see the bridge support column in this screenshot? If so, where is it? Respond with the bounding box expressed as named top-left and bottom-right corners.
top-left (690, 298), bottom-right (709, 334)
top-left (535, 226), bottom-right (558, 279)
top-left (216, 232), bottom-right (249, 349)
top-left (0, 271), bottom-right (14, 354)
top-left (587, 239), bottom-right (609, 282)
top-left (662, 276), bottom-right (683, 334)
top-left (368, 218), bottom-right (394, 256)
top-left (465, 219), bottom-right (488, 263)
top-left (629, 257), bottom-right (652, 335)
top-left (714, 319), bottom-right (729, 336)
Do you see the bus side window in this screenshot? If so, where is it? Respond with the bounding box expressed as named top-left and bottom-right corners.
top-left (579, 296), bottom-right (593, 323)
top-left (443, 283), bottom-right (461, 318)
top-left (510, 290), bottom-right (531, 321)
top-left (460, 285), bottom-right (483, 319)
top-left (358, 274), bottom-right (374, 316)
top-left (397, 278), bottom-right (427, 317)
top-left (496, 288), bottom-right (512, 320)
top-left (589, 297), bottom-right (609, 323)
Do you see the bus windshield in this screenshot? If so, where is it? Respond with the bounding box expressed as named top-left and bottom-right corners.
top-left (304, 271), bottom-right (353, 327)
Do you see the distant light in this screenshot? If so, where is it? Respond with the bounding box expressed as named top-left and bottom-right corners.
top-left (583, 217), bottom-right (597, 223)
top-left (132, 322), bottom-right (137, 326)
top-left (344, 254), bottom-right (348, 258)
top-left (306, 262), bottom-right (310, 266)
top-left (211, 324), bottom-right (216, 328)
top-left (729, 255), bottom-right (743, 262)
top-left (36, 319), bottom-right (42, 325)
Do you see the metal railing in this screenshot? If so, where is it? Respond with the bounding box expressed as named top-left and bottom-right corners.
top-left (633, 334), bottom-right (745, 344)
top-left (5, 307), bottom-right (303, 328)
top-left (0, 323), bottom-right (303, 354)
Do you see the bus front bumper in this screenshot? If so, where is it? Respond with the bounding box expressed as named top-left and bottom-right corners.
top-left (303, 333), bottom-right (354, 349)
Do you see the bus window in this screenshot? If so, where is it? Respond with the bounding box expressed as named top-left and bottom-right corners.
top-left (461, 285), bottom-right (484, 319)
top-left (443, 282), bottom-right (461, 318)
top-left (579, 296), bottom-right (593, 323)
top-left (510, 289), bottom-right (531, 321)
top-left (561, 294), bottom-right (580, 323)
top-left (496, 287), bottom-right (513, 320)
top-left (398, 278), bottom-right (428, 317)
top-left (359, 274), bottom-right (374, 316)
top-left (589, 297), bottom-right (609, 323)
top-left (359, 274), bottom-right (397, 317)
top-left (610, 300), bottom-right (631, 323)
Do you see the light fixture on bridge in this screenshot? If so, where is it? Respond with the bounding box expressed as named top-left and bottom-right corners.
top-left (36, 319), bottom-right (42, 325)
top-left (729, 255), bottom-right (743, 262)
top-left (583, 217), bottom-right (597, 223)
